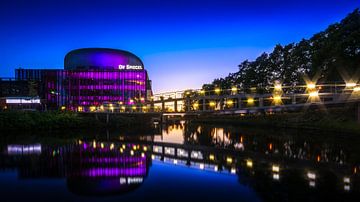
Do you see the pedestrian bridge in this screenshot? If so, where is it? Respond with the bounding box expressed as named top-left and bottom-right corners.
top-left (147, 83), bottom-right (360, 120)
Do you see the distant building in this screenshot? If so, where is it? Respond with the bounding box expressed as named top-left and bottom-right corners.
top-left (1, 48), bottom-right (152, 111)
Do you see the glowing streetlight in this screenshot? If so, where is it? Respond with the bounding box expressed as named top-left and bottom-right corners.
top-left (231, 86), bottom-right (237, 93)
top-left (214, 88), bottom-right (221, 94)
top-left (273, 96), bottom-right (282, 101)
top-left (274, 84), bottom-right (282, 90)
top-left (309, 91), bottom-right (319, 97)
top-left (307, 172), bottom-right (316, 180)
top-left (346, 83), bottom-right (357, 87)
top-left (226, 100), bottom-right (234, 106)
top-left (246, 159), bottom-right (253, 168)
top-left (247, 98), bottom-right (254, 104)
top-left (307, 83), bottom-right (316, 89)
top-left (209, 101), bottom-right (216, 107)
top-left (272, 165), bottom-right (280, 172)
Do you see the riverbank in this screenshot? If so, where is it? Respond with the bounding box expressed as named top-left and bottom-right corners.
top-left (0, 111), bottom-right (155, 132)
top-left (190, 105), bottom-right (360, 135)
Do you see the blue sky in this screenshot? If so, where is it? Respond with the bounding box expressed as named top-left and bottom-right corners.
top-left (0, 0), bottom-right (359, 92)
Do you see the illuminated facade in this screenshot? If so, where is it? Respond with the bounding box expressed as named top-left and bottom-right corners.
top-left (15, 48), bottom-right (152, 111)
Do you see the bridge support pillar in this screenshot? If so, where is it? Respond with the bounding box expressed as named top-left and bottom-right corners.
top-left (186, 98), bottom-right (191, 112)
top-left (161, 101), bottom-right (165, 112)
top-left (202, 99), bottom-right (206, 111)
top-left (259, 98), bottom-right (264, 107)
top-left (237, 97), bottom-right (242, 109)
top-left (174, 100), bottom-right (178, 112)
top-left (292, 94), bottom-right (296, 104)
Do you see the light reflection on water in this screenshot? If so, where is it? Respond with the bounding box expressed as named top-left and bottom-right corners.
top-left (0, 122), bottom-right (359, 201)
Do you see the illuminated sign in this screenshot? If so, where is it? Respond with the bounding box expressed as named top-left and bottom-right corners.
top-left (6, 98), bottom-right (41, 104)
top-left (118, 64), bottom-right (143, 70)
top-left (119, 177), bottom-right (143, 184)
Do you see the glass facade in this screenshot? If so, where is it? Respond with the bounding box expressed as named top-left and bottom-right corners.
top-left (12, 48), bottom-right (152, 111)
top-left (15, 69), bottom-right (149, 111)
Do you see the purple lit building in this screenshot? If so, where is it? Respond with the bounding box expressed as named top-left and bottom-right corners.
top-left (15, 48), bottom-right (152, 111)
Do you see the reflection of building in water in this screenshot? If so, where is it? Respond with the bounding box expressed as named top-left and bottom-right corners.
top-left (0, 141), bottom-right (151, 196)
top-left (7, 144), bottom-right (42, 155)
top-left (66, 140), bottom-right (150, 196)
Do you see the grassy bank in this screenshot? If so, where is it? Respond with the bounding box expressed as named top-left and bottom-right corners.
top-left (0, 111), bottom-right (154, 132)
top-left (190, 106), bottom-right (360, 134)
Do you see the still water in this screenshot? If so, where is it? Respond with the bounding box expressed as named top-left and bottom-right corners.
top-left (0, 122), bottom-right (359, 201)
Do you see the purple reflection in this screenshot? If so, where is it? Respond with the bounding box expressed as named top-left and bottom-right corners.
top-left (82, 167), bottom-right (147, 177)
top-left (81, 156), bottom-right (146, 164)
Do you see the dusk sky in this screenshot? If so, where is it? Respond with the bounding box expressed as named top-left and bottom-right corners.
top-left (0, 0), bottom-right (359, 93)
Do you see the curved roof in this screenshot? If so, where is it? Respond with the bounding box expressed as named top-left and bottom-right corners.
top-left (64, 48), bottom-right (144, 70)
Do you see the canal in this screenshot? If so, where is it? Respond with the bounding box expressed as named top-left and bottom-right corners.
top-left (0, 122), bottom-right (359, 201)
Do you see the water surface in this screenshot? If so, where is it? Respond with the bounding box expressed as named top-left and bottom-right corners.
top-left (0, 122), bottom-right (359, 201)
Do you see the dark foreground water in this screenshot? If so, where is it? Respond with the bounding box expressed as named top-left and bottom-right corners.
top-left (0, 122), bottom-right (359, 202)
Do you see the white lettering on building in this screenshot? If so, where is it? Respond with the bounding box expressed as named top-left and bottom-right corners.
top-left (118, 64), bottom-right (143, 70)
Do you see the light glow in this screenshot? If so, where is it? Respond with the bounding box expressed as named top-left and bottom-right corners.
top-left (307, 172), bottom-right (316, 180)
top-left (273, 96), bottom-right (281, 101)
top-left (214, 88), bottom-right (221, 94)
top-left (247, 98), bottom-right (254, 104)
top-left (309, 91), bottom-right (319, 97)
top-left (273, 173), bottom-right (280, 180)
top-left (346, 83), bottom-right (357, 87)
top-left (246, 160), bottom-right (253, 168)
top-left (274, 84), bottom-right (282, 90)
top-left (353, 87), bottom-right (360, 92)
top-left (307, 83), bottom-right (316, 89)
top-left (199, 163), bottom-right (205, 170)
top-left (272, 165), bottom-right (280, 172)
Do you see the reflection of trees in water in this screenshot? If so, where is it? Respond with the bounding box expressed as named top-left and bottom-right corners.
top-left (237, 166), bottom-right (355, 202)
top-left (182, 123), bottom-right (351, 165)
top-left (183, 123), bottom-right (238, 149)
top-left (162, 122), bottom-right (184, 134)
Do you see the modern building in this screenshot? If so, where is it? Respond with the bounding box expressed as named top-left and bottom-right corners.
top-left (2, 48), bottom-right (152, 111)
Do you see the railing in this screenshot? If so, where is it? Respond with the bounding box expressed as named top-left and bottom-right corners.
top-left (149, 83), bottom-right (360, 113)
